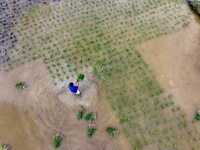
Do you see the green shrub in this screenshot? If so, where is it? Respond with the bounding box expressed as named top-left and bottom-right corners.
top-left (77, 106), bottom-right (85, 120)
top-left (84, 112), bottom-right (96, 121)
top-left (194, 111), bottom-right (200, 121)
top-left (106, 127), bottom-right (119, 136)
top-left (87, 127), bottom-right (96, 137)
top-left (77, 73), bottom-right (85, 82)
top-left (15, 81), bottom-right (26, 90)
top-left (53, 134), bottom-right (63, 149)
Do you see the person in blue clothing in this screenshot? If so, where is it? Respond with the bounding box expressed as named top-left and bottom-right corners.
top-left (68, 81), bottom-right (81, 96)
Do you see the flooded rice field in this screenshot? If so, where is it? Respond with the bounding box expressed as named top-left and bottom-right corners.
top-left (0, 0), bottom-right (200, 149)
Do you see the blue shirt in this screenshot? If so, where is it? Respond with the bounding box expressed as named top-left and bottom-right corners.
top-left (68, 85), bottom-right (78, 93)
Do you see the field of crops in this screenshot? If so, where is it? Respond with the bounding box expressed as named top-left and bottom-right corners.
top-left (1, 0), bottom-right (191, 82)
top-left (1, 0), bottom-right (199, 149)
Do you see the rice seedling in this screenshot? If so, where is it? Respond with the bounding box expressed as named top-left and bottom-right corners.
top-left (87, 127), bottom-right (96, 138)
top-left (194, 111), bottom-right (200, 121)
top-left (15, 81), bottom-right (26, 90)
top-left (76, 73), bottom-right (85, 82)
top-left (77, 106), bottom-right (85, 120)
top-left (84, 112), bottom-right (97, 122)
top-left (106, 127), bottom-right (119, 137)
top-left (53, 134), bottom-right (63, 149)
top-left (0, 144), bottom-right (8, 150)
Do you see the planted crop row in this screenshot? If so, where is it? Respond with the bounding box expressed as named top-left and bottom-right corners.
top-left (0, 0), bottom-right (191, 85)
top-left (93, 49), bottom-right (200, 150)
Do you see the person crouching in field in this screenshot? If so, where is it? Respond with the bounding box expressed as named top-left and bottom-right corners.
top-left (68, 81), bottom-right (81, 96)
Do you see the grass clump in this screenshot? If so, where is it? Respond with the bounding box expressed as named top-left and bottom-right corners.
top-left (0, 144), bottom-right (8, 150)
top-left (194, 111), bottom-right (200, 121)
top-left (106, 127), bottom-right (119, 137)
top-left (77, 106), bottom-right (85, 120)
top-left (53, 134), bottom-right (63, 149)
top-left (77, 73), bottom-right (85, 82)
top-left (87, 127), bottom-right (96, 137)
top-left (15, 81), bottom-right (26, 90)
top-left (84, 112), bottom-right (96, 121)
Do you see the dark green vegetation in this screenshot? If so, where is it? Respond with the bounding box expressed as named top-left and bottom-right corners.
top-left (106, 127), bottom-right (119, 137)
top-left (76, 107), bottom-right (118, 138)
top-left (77, 106), bottom-right (85, 120)
top-left (53, 134), bottom-right (63, 149)
top-left (76, 73), bottom-right (85, 82)
top-left (76, 107), bottom-right (97, 137)
top-left (84, 112), bottom-right (96, 122)
top-left (15, 81), bottom-right (25, 90)
top-left (87, 127), bottom-right (96, 138)
top-left (2, 0), bottom-right (199, 149)
top-left (188, 0), bottom-right (200, 15)
top-left (194, 111), bottom-right (200, 121)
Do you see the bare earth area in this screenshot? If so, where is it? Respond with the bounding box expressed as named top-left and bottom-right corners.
top-left (139, 15), bottom-right (200, 120)
top-left (0, 60), bottom-right (130, 150)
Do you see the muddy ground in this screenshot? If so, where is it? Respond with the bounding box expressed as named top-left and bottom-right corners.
top-left (0, 60), bottom-right (130, 150)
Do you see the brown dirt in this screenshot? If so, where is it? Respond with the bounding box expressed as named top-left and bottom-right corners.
top-left (0, 59), bottom-right (130, 150)
top-left (138, 15), bottom-right (200, 120)
top-left (0, 103), bottom-right (44, 150)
